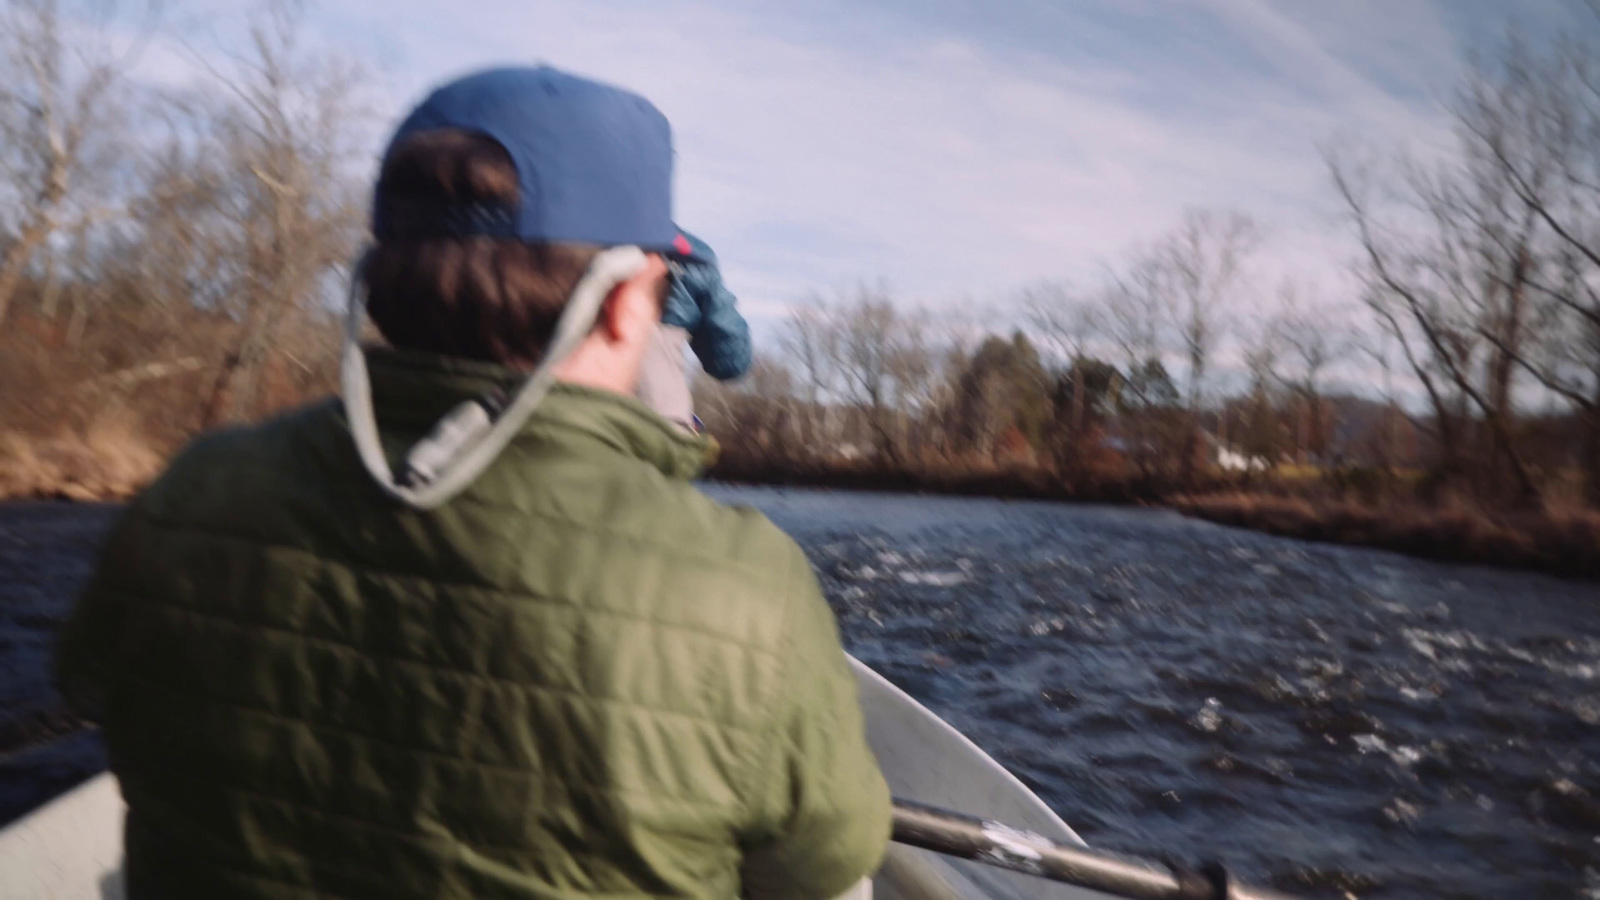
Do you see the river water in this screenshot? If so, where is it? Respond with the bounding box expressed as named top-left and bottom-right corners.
top-left (4, 490), bottom-right (1600, 898)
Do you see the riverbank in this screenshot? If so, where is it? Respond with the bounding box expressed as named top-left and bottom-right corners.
top-left (6, 431), bottom-right (1598, 581)
top-left (0, 427), bottom-right (162, 503)
top-left (712, 457), bottom-right (1600, 581)
top-left (1172, 492), bottom-right (1600, 581)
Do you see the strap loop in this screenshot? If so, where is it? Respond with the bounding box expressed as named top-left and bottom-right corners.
top-left (340, 244), bottom-right (649, 509)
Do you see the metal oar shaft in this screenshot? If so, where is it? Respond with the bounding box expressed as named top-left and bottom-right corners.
top-left (891, 800), bottom-right (1296, 900)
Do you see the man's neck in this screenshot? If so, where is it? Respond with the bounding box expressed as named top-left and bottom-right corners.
top-left (552, 341), bottom-right (641, 396)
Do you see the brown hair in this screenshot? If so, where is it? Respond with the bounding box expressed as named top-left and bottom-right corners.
top-left (363, 130), bottom-right (601, 368)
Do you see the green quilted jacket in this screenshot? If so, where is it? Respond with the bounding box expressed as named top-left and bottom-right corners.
top-left (56, 349), bottom-right (890, 900)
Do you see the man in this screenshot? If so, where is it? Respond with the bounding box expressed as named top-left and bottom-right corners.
top-left (56, 66), bottom-right (890, 899)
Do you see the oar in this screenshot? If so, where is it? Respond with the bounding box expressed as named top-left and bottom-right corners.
top-left (892, 799), bottom-right (1297, 900)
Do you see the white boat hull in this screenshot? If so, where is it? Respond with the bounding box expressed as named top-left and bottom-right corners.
top-left (850, 658), bottom-right (1111, 900)
top-left (0, 772), bottom-right (124, 900)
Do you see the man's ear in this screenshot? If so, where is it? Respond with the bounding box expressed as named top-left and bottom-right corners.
top-left (595, 283), bottom-right (629, 342)
top-left (597, 254), bottom-right (666, 343)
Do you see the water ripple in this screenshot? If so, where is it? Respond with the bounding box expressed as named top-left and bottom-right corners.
top-left (706, 485), bottom-right (1600, 900)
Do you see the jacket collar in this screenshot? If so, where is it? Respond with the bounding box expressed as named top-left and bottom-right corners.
top-left (363, 347), bottom-right (713, 481)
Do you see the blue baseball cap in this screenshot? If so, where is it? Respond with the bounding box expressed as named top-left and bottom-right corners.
top-left (373, 66), bottom-right (677, 250)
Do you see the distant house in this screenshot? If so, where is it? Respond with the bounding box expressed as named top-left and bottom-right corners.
top-left (1214, 440), bottom-right (1271, 472)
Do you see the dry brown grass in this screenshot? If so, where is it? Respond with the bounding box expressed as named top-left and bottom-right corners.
top-left (0, 414), bottom-right (165, 501)
top-left (1173, 491), bottom-right (1600, 579)
top-left (707, 450), bottom-right (1215, 508)
top-left (7, 408), bottom-right (1598, 581)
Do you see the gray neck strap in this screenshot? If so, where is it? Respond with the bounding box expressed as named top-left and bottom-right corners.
top-left (341, 245), bottom-right (648, 509)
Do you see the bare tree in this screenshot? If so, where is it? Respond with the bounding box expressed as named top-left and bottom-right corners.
top-left (1150, 208), bottom-right (1259, 483)
top-left (190, 0), bottom-right (370, 424)
top-left (921, 304), bottom-right (986, 460)
top-left (778, 298), bottom-right (838, 451)
top-left (1353, 320), bottom-right (1410, 474)
top-left (1162, 209), bottom-right (1258, 414)
top-left (1272, 282), bottom-right (1353, 463)
top-left (1023, 281), bottom-right (1104, 466)
top-left (1326, 32), bottom-right (1572, 505)
top-left (887, 307), bottom-right (937, 461)
top-left (827, 284), bottom-right (926, 465)
top-left (1098, 251), bottom-right (1168, 404)
top-left (694, 357), bottom-right (798, 461)
top-left (0, 0), bottom-right (153, 327)
top-left (1023, 282), bottom-right (1099, 361)
top-left (1234, 322), bottom-right (1286, 470)
top-left (1025, 282), bottom-right (1097, 421)
top-left (1086, 249), bottom-right (1179, 479)
top-left (1446, 33), bottom-right (1600, 503)
top-left (1331, 155), bottom-right (1488, 492)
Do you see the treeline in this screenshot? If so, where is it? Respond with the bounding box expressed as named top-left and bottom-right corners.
top-left (697, 214), bottom-right (1401, 501)
top-left (3, 0), bottom-right (1600, 550)
top-left (0, 0), bottom-right (366, 497)
top-left (699, 26), bottom-right (1600, 518)
top-left (696, 277), bottom-right (1410, 504)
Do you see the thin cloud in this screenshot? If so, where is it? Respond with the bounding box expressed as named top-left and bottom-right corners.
top-left (121, 0), bottom-right (1557, 341)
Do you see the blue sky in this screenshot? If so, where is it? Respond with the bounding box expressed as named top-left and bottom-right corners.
top-left (141, 0), bottom-right (1586, 344)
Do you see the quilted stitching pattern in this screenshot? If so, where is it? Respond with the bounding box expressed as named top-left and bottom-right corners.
top-left (56, 354), bottom-right (889, 900)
